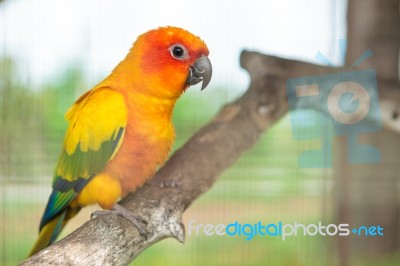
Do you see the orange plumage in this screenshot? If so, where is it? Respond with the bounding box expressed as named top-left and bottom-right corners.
top-left (29, 26), bottom-right (211, 256)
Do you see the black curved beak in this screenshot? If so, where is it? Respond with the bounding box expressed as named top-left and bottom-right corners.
top-left (186, 56), bottom-right (212, 90)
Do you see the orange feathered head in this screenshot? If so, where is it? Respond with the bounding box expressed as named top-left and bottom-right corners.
top-left (118, 26), bottom-right (212, 99)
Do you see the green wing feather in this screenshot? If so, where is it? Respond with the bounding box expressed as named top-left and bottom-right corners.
top-left (39, 87), bottom-right (128, 230)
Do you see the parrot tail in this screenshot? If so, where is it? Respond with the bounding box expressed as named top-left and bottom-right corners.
top-left (28, 206), bottom-right (80, 257)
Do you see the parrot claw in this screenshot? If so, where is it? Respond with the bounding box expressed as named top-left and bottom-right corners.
top-left (91, 204), bottom-right (148, 239)
top-left (148, 178), bottom-right (179, 188)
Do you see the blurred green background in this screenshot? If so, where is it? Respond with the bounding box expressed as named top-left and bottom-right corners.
top-left (1, 0), bottom-right (400, 265)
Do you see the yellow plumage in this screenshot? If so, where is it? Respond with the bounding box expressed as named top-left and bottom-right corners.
top-left (29, 26), bottom-right (211, 257)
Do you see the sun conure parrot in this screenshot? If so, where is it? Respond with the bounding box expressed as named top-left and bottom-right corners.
top-left (29, 26), bottom-right (212, 256)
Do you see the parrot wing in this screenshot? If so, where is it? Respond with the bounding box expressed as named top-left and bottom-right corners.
top-left (40, 87), bottom-right (128, 230)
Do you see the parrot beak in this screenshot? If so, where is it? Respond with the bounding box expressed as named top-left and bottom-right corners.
top-left (186, 56), bottom-right (212, 90)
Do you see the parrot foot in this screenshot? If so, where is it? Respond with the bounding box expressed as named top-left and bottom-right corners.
top-left (91, 204), bottom-right (148, 239)
top-left (148, 178), bottom-right (179, 188)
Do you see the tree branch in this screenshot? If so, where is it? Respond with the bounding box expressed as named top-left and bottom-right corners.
top-left (21, 51), bottom-right (400, 265)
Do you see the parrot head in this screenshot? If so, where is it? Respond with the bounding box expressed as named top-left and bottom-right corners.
top-left (118, 26), bottom-right (212, 98)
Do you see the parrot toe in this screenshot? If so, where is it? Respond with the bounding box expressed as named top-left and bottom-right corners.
top-left (148, 178), bottom-right (179, 188)
top-left (91, 204), bottom-right (148, 239)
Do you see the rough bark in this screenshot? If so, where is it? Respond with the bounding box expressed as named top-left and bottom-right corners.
top-left (20, 50), bottom-right (400, 265)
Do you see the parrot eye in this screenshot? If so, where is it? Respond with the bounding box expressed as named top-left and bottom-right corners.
top-left (170, 44), bottom-right (188, 60)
